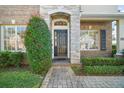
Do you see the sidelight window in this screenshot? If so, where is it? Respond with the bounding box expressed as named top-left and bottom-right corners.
top-left (54, 21), bottom-right (67, 26)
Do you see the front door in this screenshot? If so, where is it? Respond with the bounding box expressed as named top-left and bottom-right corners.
top-left (54, 30), bottom-right (67, 58)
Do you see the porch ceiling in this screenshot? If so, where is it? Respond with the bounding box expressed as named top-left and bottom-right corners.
top-left (80, 19), bottom-right (113, 22)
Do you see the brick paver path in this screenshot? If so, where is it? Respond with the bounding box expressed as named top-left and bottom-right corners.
top-left (41, 66), bottom-right (124, 88)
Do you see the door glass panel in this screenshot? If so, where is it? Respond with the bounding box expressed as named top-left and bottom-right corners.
top-left (54, 30), bottom-right (67, 57)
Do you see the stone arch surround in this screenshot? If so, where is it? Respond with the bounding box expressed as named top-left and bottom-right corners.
top-left (40, 6), bottom-right (80, 64)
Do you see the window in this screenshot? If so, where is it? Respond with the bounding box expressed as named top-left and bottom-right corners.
top-left (3, 26), bottom-right (16, 51)
top-left (17, 26), bottom-right (26, 51)
top-left (0, 25), bottom-right (26, 52)
top-left (80, 30), bottom-right (99, 50)
top-left (118, 5), bottom-right (124, 12)
top-left (54, 21), bottom-right (67, 26)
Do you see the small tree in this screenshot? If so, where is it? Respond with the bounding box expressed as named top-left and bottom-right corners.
top-left (24, 16), bottom-right (52, 75)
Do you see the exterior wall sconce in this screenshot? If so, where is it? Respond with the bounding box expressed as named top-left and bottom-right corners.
top-left (89, 25), bottom-right (92, 29)
top-left (11, 19), bottom-right (15, 24)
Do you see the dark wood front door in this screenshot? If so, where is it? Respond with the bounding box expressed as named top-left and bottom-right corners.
top-left (54, 30), bottom-right (67, 57)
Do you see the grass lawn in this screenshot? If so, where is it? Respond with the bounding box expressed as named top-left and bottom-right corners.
top-left (0, 67), bottom-right (43, 88)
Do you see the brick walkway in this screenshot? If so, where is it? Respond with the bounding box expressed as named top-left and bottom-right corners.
top-left (41, 66), bottom-right (124, 88)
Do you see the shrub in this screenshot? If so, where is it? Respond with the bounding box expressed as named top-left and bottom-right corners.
top-left (0, 51), bottom-right (23, 67)
top-left (84, 66), bottom-right (124, 75)
top-left (112, 45), bottom-right (116, 57)
top-left (81, 57), bottom-right (124, 66)
top-left (24, 16), bottom-right (52, 75)
top-left (73, 57), bottom-right (124, 75)
top-left (9, 52), bottom-right (24, 67)
top-left (20, 53), bottom-right (28, 66)
top-left (0, 52), bottom-right (10, 67)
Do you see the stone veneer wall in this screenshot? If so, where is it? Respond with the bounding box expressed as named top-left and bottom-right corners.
top-left (80, 21), bottom-right (112, 57)
top-left (40, 6), bottom-right (80, 64)
top-left (0, 5), bottom-right (40, 24)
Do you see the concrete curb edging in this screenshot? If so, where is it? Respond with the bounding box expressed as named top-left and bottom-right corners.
top-left (68, 67), bottom-right (75, 76)
top-left (41, 67), bottom-right (53, 88)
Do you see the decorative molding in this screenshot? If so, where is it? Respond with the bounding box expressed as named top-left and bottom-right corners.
top-left (48, 9), bottom-right (72, 15)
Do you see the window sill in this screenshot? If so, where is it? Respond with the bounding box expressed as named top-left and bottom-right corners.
top-left (80, 49), bottom-right (100, 51)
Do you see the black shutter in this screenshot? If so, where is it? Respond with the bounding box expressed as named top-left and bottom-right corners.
top-left (100, 29), bottom-right (106, 50)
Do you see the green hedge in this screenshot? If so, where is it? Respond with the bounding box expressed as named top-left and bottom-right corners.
top-left (81, 57), bottom-right (124, 66)
top-left (72, 57), bottom-right (124, 75)
top-left (0, 51), bottom-right (24, 67)
top-left (112, 45), bottom-right (116, 57)
top-left (24, 16), bottom-right (52, 75)
top-left (84, 66), bottom-right (124, 75)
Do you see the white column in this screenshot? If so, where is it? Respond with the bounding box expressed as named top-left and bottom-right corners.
top-left (118, 19), bottom-right (124, 51)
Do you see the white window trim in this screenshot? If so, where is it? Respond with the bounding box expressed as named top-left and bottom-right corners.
top-left (80, 30), bottom-right (100, 51)
top-left (1, 26), bottom-right (4, 51)
top-left (15, 26), bottom-right (17, 51)
top-left (0, 25), bottom-right (26, 52)
top-left (52, 19), bottom-right (70, 58)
